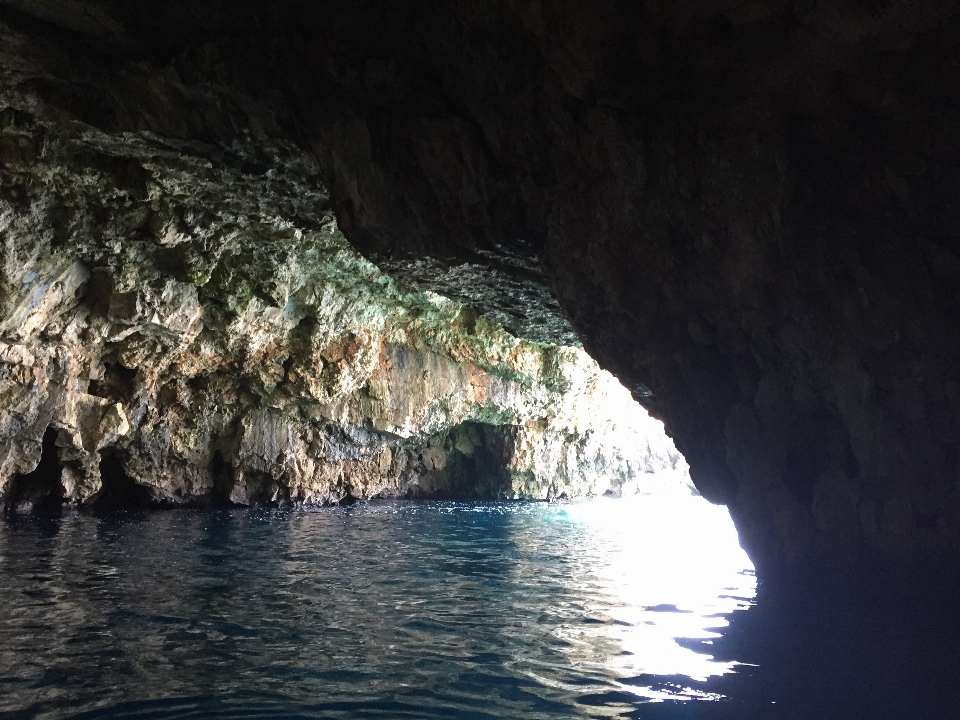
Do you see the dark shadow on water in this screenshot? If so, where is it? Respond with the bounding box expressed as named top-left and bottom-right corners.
top-left (58, 693), bottom-right (509, 720)
top-left (57, 694), bottom-right (709, 720)
top-left (684, 564), bottom-right (960, 718)
top-left (1, 510), bottom-right (65, 539)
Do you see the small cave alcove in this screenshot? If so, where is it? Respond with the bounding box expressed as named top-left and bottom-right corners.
top-left (88, 449), bottom-right (154, 512)
top-left (442, 423), bottom-right (515, 500)
top-left (3, 428), bottom-right (65, 515)
top-left (231, 468), bottom-right (291, 508)
top-left (88, 362), bottom-right (138, 404)
top-left (411, 422), bottom-right (514, 500)
top-left (209, 451), bottom-right (292, 509)
top-left (209, 449), bottom-right (237, 507)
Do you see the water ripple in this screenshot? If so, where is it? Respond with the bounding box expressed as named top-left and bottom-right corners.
top-left (0, 496), bottom-right (755, 719)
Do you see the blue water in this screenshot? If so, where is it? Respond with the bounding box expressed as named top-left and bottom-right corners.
top-left (0, 497), bottom-right (759, 719)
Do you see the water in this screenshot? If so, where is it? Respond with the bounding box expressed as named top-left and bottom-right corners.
top-left (0, 495), bottom-right (758, 719)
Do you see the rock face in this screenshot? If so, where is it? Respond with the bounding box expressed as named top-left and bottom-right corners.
top-left (290, 2), bottom-right (960, 577)
top-left (1, 1), bottom-right (959, 577)
top-left (0, 93), bottom-right (685, 510)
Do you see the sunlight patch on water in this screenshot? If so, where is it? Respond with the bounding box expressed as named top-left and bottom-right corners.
top-left (555, 493), bottom-right (756, 688)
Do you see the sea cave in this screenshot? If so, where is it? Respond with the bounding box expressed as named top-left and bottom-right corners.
top-left (1, 1), bottom-right (959, 717)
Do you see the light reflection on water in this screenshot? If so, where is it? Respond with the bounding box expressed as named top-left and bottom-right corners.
top-left (0, 494), bottom-right (755, 719)
top-left (556, 496), bottom-right (755, 689)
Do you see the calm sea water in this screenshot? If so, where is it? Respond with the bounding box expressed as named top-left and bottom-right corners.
top-left (0, 495), bottom-right (759, 719)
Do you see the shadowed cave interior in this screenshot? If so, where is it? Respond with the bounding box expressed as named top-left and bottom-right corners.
top-left (0, 0), bottom-right (956, 578)
top-left (3, 427), bottom-right (64, 514)
top-left (1, 1), bottom-right (960, 714)
top-left (91, 449), bottom-right (155, 512)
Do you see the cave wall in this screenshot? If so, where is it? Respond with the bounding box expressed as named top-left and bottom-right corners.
top-left (275, 0), bottom-right (960, 574)
top-left (0, 77), bottom-right (683, 509)
top-left (1, 1), bottom-right (959, 575)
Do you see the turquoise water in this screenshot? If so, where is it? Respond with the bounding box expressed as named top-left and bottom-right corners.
top-left (0, 497), bottom-right (759, 719)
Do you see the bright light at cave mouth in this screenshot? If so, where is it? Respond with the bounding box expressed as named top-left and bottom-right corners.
top-left (558, 491), bottom-right (756, 693)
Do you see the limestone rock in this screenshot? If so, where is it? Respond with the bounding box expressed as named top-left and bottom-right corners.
top-left (0, 87), bottom-right (684, 511)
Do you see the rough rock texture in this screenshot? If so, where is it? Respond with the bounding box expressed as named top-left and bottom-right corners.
top-left (0, 95), bottom-right (685, 510)
top-left (1, 1), bottom-right (959, 577)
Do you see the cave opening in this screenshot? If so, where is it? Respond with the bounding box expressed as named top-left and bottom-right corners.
top-left (210, 449), bottom-right (237, 506)
top-left (3, 427), bottom-right (65, 515)
top-left (1, 0), bottom-right (960, 713)
top-left (410, 421), bottom-right (515, 500)
top-left (89, 449), bottom-right (154, 512)
top-left (442, 422), bottom-right (513, 499)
